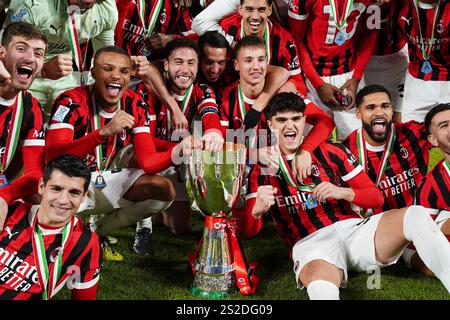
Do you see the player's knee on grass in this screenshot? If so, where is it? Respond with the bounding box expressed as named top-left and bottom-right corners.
top-left (299, 260), bottom-right (342, 287)
top-left (163, 201), bottom-right (193, 235)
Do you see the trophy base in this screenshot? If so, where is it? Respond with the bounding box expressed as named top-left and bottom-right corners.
top-left (191, 272), bottom-right (235, 299)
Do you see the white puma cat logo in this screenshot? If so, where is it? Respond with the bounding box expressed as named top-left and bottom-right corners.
top-left (5, 226), bottom-right (19, 239)
top-left (401, 16), bottom-right (412, 26)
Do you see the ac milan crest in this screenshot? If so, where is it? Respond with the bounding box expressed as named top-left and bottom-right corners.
top-left (50, 247), bottom-right (63, 262)
top-left (311, 164), bottom-right (320, 177)
top-left (120, 130), bottom-right (127, 141)
top-left (400, 146), bottom-right (409, 159)
top-left (160, 10), bottom-right (167, 24)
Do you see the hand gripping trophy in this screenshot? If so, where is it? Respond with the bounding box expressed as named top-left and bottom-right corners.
top-left (187, 142), bottom-right (259, 298)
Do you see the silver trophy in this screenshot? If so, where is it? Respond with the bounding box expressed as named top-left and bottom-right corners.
top-left (187, 142), bottom-right (257, 298)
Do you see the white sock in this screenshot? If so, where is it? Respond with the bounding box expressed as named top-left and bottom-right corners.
top-left (306, 280), bottom-right (340, 300)
top-left (96, 199), bottom-right (173, 236)
top-left (401, 247), bottom-right (417, 269)
top-left (403, 206), bottom-right (450, 293)
top-left (137, 217), bottom-right (153, 231)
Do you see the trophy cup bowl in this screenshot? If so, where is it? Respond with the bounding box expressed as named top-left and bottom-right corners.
top-left (187, 142), bottom-right (247, 298)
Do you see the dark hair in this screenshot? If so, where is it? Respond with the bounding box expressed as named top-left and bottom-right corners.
top-left (240, 0), bottom-right (273, 6)
top-left (44, 155), bottom-right (91, 193)
top-left (424, 103), bottom-right (450, 133)
top-left (264, 92), bottom-right (306, 119)
top-left (355, 84), bottom-right (392, 108)
top-left (198, 31), bottom-right (230, 55)
top-left (234, 35), bottom-right (266, 58)
top-left (1, 22), bottom-right (48, 49)
top-left (164, 38), bottom-right (200, 59)
top-left (94, 45), bottom-right (131, 66)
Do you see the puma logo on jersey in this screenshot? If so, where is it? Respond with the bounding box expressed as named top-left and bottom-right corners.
top-left (5, 226), bottom-right (19, 240)
top-left (30, 0), bottom-right (39, 8)
top-left (401, 16), bottom-right (412, 26)
top-left (50, 24), bottom-right (62, 34)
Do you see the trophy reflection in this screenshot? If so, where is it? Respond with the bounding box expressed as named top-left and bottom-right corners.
top-left (187, 142), bottom-right (258, 298)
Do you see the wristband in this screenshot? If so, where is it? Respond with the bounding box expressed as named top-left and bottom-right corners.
top-left (243, 108), bottom-right (262, 129)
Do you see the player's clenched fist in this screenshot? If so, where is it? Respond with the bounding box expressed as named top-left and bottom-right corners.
top-left (0, 61), bottom-right (11, 87)
top-left (41, 54), bottom-right (73, 80)
top-left (131, 55), bottom-right (151, 78)
top-left (99, 110), bottom-right (135, 137)
top-left (252, 185), bottom-right (278, 219)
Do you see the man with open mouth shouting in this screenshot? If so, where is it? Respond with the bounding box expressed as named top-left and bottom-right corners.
top-left (44, 46), bottom-right (197, 260)
top-left (0, 22), bottom-right (47, 231)
top-left (5, 0), bottom-right (118, 113)
top-left (234, 92), bottom-right (450, 299)
top-left (342, 84), bottom-right (433, 216)
top-left (135, 38), bottom-right (224, 245)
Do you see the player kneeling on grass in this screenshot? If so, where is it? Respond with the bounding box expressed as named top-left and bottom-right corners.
top-left (0, 154), bottom-right (101, 300)
top-left (45, 46), bottom-right (197, 261)
top-left (235, 92), bottom-right (450, 300)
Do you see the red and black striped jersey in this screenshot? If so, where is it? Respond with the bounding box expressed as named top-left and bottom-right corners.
top-left (0, 202), bottom-right (101, 300)
top-left (416, 159), bottom-right (450, 211)
top-left (137, 81), bottom-right (222, 140)
top-left (342, 121), bottom-right (432, 214)
top-left (218, 80), bottom-right (267, 131)
top-left (0, 92), bottom-right (46, 204)
top-left (47, 86), bottom-right (152, 171)
top-left (375, 1), bottom-right (407, 56)
top-left (115, 0), bottom-right (195, 57)
top-left (244, 141), bottom-right (363, 248)
top-left (397, 0), bottom-right (450, 81)
top-left (288, 0), bottom-right (374, 77)
top-left (218, 80), bottom-right (335, 154)
top-left (0, 92), bottom-right (46, 178)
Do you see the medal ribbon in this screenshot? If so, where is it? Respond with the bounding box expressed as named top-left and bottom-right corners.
top-left (91, 91), bottom-right (121, 172)
top-left (443, 160), bottom-right (450, 178)
top-left (278, 147), bottom-right (315, 193)
top-left (356, 125), bottom-right (396, 186)
top-left (413, 0), bottom-right (441, 61)
top-left (240, 19), bottom-right (271, 63)
top-left (328, 0), bottom-right (354, 30)
top-left (138, 0), bottom-right (164, 39)
top-left (237, 83), bottom-right (257, 148)
top-left (66, 5), bottom-right (90, 77)
top-left (31, 211), bottom-right (75, 300)
top-left (167, 84), bottom-right (193, 136)
top-left (1, 92), bottom-right (24, 175)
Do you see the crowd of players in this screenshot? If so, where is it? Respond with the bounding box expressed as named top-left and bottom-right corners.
top-left (0, 0), bottom-right (447, 300)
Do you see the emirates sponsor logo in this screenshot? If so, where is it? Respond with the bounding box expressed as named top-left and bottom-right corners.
top-left (0, 247), bottom-right (38, 292)
top-left (379, 167), bottom-right (420, 197)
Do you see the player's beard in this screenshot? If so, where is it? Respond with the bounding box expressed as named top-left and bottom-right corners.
top-left (362, 119), bottom-right (393, 143)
